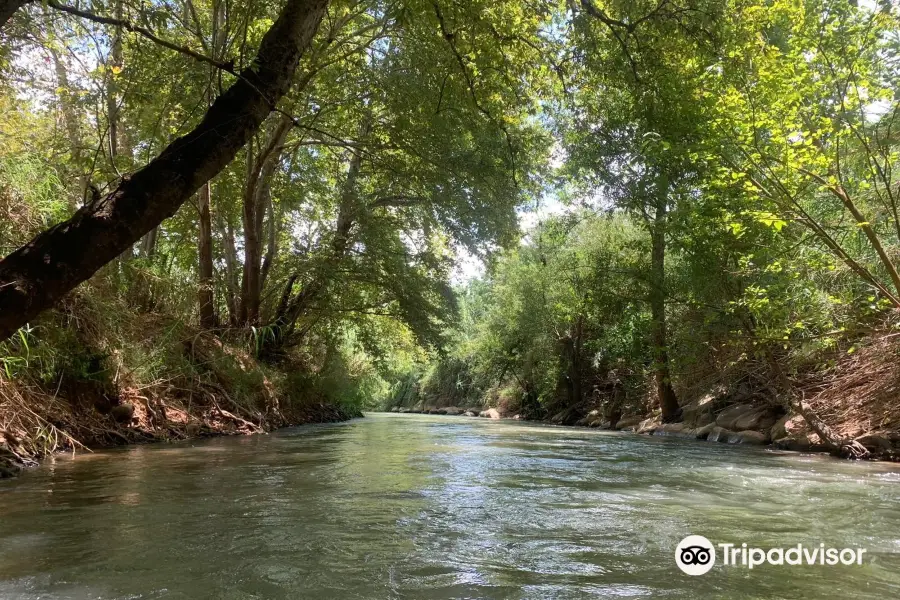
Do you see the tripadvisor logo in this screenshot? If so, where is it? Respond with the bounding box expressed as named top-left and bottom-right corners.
top-left (676, 535), bottom-right (716, 575)
top-left (675, 535), bottom-right (868, 575)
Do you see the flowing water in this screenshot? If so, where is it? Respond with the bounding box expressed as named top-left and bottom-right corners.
top-left (1, 413), bottom-right (899, 599)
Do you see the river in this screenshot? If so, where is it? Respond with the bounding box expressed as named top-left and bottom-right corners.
top-left (0, 413), bottom-right (898, 599)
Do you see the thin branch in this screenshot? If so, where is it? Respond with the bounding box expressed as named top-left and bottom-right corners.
top-left (47, 0), bottom-right (235, 74)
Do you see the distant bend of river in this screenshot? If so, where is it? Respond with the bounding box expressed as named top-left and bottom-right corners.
top-left (1, 413), bottom-right (899, 599)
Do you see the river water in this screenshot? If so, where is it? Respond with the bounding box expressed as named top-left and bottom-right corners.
top-left (0, 413), bottom-right (898, 599)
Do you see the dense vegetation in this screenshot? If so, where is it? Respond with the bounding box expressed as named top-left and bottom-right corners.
top-left (386, 1), bottom-right (900, 456)
top-left (1, 0), bottom-right (899, 471)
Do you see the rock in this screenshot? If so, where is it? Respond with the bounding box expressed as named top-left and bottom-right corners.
top-left (653, 423), bottom-right (687, 437)
top-left (479, 408), bottom-right (501, 419)
top-left (694, 422), bottom-right (716, 440)
top-left (0, 460), bottom-right (22, 478)
top-left (443, 407), bottom-right (462, 416)
top-left (681, 395), bottom-right (716, 428)
top-left (390, 407), bottom-right (400, 413)
top-left (398, 407), bottom-right (411, 413)
top-left (694, 412), bottom-right (714, 428)
top-left (856, 433), bottom-right (893, 453)
top-left (464, 411), bottom-right (478, 417)
top-left (549, 407), bottom-right (583, 426)
top-left (715, 404), bottom-right (756, 430)
top-left (637, 415), bottom-right (661, 434)
top-left (773, 436), bottom-right (812, 452)
top-left (512, 414), bottom-right (521, 420)
top-left (614, 416), bottom-right (643, 431)
top-left (706, 426), bottom-right (731, 443)
top-left (725, 430), bottom-right (768, 445)
top-left (587, 410), bottom-right (607, 427)
top-left (110, 403), bottom-right (135, 424)
top-left (770, 414), bottom-right (790, 440)
top-left (732, 407), bottom-right (781, 432)
top-left (578, 412), bottom-right (605, 427)
top-left (771, 414), bottom-right (808, 441)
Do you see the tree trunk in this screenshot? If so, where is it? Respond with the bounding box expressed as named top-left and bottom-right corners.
top-left (0, 0), bottom-right (29, 30)
top-left (106, 0), bottom-right (124, 165)
top-left (217, 208), bottom-right (240, 325)
top-left (140, 227), bottom-right (159, 258)
top-left (263, 117), bottom-right (369, 354)
top-left (50, 46), bottom-right (88, 208)
top-left (650, 202), bottom-right (680, 422)
top-left (260, 190), bottom-right (278, 294)
top-left (0, 0), bottom-right (329, 341)
top-left (238, 143), bottom-right (261, 326)
top-left (239, 114), bottom-right (292, 325)
top-left (560, 316), bottom-right (583, 407)
top-left (198, 182), bottom-right (216, 329)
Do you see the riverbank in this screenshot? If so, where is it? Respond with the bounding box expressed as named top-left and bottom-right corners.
top-left (0, 315), bottom-right (362, 479)
top-left (385, 401), bottom-right (900, 462)
top-left (0, 380), bottom-right (360, 478)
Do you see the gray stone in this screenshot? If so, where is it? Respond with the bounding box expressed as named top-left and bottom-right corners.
top-left (110, 403), bottom-right (134, 424)
top-left (694, 422), bottom-right (716, 440)
top-left (706, 426), bottom-right (730, 443)
top-left (733, 407), bottom-right (780, 432)
top-left (681, 395), bottom-right (716, 428)
top-left (857, 433), bottom-right (892, 453)
top-left (725, 430), bottom-right (768, 445)
top-left (773, 436), bottom-right (812, 452)
top-left (653, 423), bottom-right (687, 437)
top-left (549, 407), bottom-right (582, 426)
top-left (614, 416), bottom-right (644, 431)
top-left (715, 404), bottom-right (756, 430)
top-left (637, 416), bottom-right (661, 434)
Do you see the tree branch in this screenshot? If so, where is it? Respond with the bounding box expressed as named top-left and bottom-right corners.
top-left (46, 0), bottom-right (236, 74)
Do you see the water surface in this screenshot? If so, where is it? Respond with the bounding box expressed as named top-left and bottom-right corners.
top-left (1, 413), bottom-right (898, 599)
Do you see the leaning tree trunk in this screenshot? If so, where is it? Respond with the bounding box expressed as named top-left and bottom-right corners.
top-left (0, 0), bottom-right (329, 341)
top-left (650, 202), bottom-right (680, 422)
top-left (0, 0), bottom-right (30, 30)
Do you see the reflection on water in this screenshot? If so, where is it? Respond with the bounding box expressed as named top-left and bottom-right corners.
top-left (0, 413), bottom-right (898, 599)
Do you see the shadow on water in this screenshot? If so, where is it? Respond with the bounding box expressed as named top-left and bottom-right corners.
top-left (0, 413), bottom-right (898, 599)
